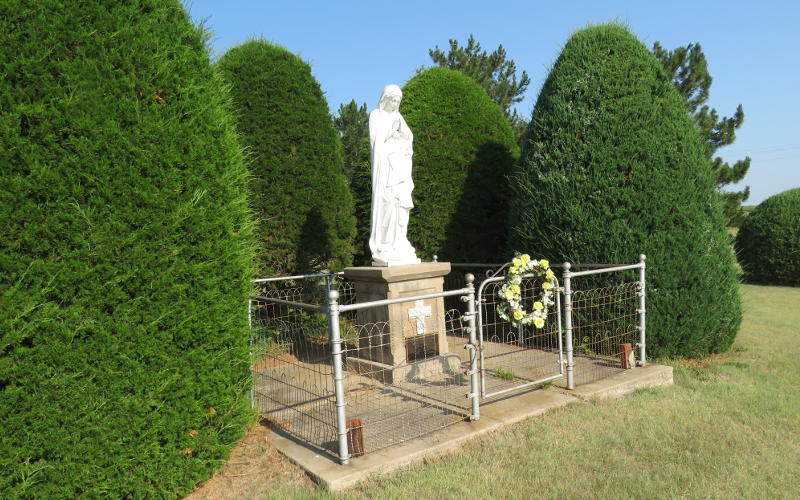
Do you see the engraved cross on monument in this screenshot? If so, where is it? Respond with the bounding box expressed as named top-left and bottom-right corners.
top-left (408, 300), bottom-right (432, 335)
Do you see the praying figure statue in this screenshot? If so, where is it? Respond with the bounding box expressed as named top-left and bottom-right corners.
top-left (368, 84), bottom-right (421, 266)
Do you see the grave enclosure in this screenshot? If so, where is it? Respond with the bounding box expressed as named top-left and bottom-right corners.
top-left (250, 256), bottom-right (647, 464)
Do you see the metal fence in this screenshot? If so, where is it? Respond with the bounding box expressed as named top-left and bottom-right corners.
top-left (249, 255), bottom-right (646, 464)
top-left (562, 256), bottom-right (647, 389)
top-left (334, 288), bottom-right (477, 457)
top-left (476, 274), bottom-right (564, 399)
top-left (250, 275), bottom-right (479, 462)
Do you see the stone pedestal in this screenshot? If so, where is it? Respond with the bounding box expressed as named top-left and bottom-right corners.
top-left (343, 262), bottom-right (460, 383)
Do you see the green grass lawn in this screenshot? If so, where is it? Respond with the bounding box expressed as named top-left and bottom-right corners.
top-left (267, 284), bottom-right (800, 499)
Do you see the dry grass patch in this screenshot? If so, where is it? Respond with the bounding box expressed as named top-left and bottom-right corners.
top-left (185, 420), bottom-right (313, 500)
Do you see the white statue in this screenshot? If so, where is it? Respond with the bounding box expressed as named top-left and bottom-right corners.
top-left (368, 84), bottom-right (421, 266)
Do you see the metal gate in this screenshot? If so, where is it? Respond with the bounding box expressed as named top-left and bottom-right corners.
top-left (476, 275), bottom-right (564, 399)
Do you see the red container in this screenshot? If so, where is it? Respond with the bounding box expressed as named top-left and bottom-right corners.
top-left (620, 343), bottom-right (634, 369)
top-left (346, 418), bottom-right (365, 457)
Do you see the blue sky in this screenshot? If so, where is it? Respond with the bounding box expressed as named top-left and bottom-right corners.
top-left (185, 0), bottom-right (800, 205)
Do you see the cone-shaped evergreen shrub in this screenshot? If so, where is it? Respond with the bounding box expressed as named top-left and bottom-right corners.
top-left (508, 24), bottom-right (741, 357)
top-left (0, 1), bottom-right (254, 497)
top-left (401, 67), bottom-right (519, 262)
top-left (735, 188), bottom-right (800, 285)
top-left (217, 40), bottom-right (355, 276)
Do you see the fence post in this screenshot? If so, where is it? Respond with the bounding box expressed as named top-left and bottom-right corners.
top-left (474, 274), bottom-right (487, 398)
top-left (562, 262), bottom-right (575, 390)
top-left (465, 273), bottom-right (481, 420)
top-left (638, 254), bottom-right (647, 367)
top-left (327, 289), bottom-right (350, 465)
top-left (248, 299), bottom-right (255, 409)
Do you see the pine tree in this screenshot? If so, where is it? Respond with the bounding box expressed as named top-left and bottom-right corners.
top-left (652, 42), bottom-right (751, 224)
top-left (428, 34), bottom-right (530, 138)
top-left (333, 100), bottom-right (372, 265)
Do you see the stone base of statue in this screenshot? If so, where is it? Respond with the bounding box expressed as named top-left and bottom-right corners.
top-left (371, 256), bottom-right (422, 267)
top-left (343, 262), bottom-right (461, 384)
top-left (370, 239), bottom-right (421, 267)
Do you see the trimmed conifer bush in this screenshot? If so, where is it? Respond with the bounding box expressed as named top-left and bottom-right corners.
top-left (508, 24), bottom-right (741, 357)
top-left (401, 67), bottom-right (519, 262)
top-left (0, 1), bottom-right (254, 497)
top-left (735, 188), bottom-right (800, 285)
top-left (217, 40), bottom-right (355, 276)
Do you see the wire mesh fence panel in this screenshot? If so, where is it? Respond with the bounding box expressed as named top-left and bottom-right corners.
top-left (569, 271), bottom-right (641, 386)
top-left (250, 297), bottom-right (340, 457)
top-left (251, 275), bottom-right (472, 457)
top-left (253, 274), bottom-right (355, 309)
top-left (477, 276), bottom-right (563, 399)
top-left (341, 304), bottom-right (471, 454)
top-left (249, 273), bottom-right (357, 457)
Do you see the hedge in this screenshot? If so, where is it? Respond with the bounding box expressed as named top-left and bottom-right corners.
top-left (735, 187), bottom-right (800, 285)
top-left (217, 40), bottom-right (355, 276)
top-left (400, 67), bottom-right (519, 262)
top-left (0, 1), bottom-right (254, 497)
top-left (508, 24), bottom-right (741, 357)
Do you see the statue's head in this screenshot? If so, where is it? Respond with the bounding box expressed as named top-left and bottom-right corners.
top-left (379, 84), bottom-right (402, 112)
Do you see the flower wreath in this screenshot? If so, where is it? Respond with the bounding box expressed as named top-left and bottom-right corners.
top-left (496, 253), bottom-right (556, 329)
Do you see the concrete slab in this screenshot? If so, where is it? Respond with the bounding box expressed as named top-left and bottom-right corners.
top-left (566, 364), bottom-right (673, 401)
top-left (268, 364), bottom-right (673, 491)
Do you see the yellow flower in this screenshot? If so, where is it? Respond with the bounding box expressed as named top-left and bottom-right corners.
top-left (505, 290), bottom-right (515, 299)
top-left (539, 259), bottom-right (549, 268)
top-left (545, 270), bottom-right (555, 280)
top-left (512, 258), bottom-right (521, 267)
top-left (542, 281), bottom-right (552, 290)
top-left (513, 310), bottom-right (524, 320)
top-left (520, 254), bottom-right (530, 263)
top-left (533, 301), bottom-right (543, 311)
top-left (534, 318), bottom-right (545, 329)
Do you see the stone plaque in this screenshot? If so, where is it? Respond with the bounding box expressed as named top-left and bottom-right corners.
top-left (405, 333), bottom-right (439, 362)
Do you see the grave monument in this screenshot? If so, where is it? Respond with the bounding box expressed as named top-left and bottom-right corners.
top-left (344, 84), bottom-right (459, 382)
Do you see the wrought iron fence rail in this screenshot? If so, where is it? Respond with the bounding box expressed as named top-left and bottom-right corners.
top-left (253, 271), bottom-right (343, 283)
top-left (568, 262), bottom-right (644, 277)
top-left (451, 262), bottom-right (629, 270)
top-left (251, 295), bottom-right (324, 312)
top-left (337, 287), bottom-right (470, 313)
top-left (482, 373), bottom-right (563, 400)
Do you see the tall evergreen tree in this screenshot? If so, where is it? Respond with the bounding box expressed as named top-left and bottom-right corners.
top-left (428, 34), bottom-right (530, 138)
top-left (0, 1), bottom-right (254, 497)
top-left (653, 41), bottom-right (751, 224)
top-left (333, 100), bottom-right (372, 265)
top-left (402, 67), bottom-right (519, 262)
top-left (509, 24), bottom-right (741, 358)
top-left (218, 40), bottom-right (356, 276)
